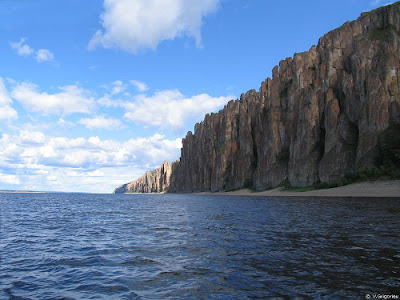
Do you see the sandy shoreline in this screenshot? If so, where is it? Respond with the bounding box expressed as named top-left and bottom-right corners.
top-left (193, 180), bottom-right (400, 198)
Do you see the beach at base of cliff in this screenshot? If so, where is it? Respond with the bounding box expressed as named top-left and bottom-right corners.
top-left (192, 180), bottom-right (400, 198)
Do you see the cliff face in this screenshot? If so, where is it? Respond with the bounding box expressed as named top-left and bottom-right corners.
top-left (115, 161), bottom-right (175, 193)
top-left (115, 3), bottom-right (400, 193)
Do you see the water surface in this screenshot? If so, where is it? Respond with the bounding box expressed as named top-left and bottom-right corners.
top-left (1, 193), bottom-right (399, 299)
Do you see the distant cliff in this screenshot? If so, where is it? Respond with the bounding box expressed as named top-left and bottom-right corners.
top-left (115, 2), bottom-right (400, 194)
top-left (114, 161), bottom-right (176, 193)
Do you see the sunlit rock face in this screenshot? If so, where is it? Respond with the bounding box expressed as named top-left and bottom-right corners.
top-left (114, 160), bottom-right (174, 193)
top-left (115, 3), bottom-right (400, 193)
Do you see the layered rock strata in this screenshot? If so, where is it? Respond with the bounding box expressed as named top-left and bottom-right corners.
top-left (115, 3), bottom-right (400, 193)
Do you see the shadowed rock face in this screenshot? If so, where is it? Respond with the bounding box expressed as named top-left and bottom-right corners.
top-left (115, 2), bottom-right (400, 194)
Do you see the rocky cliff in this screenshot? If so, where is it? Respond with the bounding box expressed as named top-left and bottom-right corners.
top-left (115, 2), bottom-right (400, 194)
top-left (114, 160), bottom-right (175, 193)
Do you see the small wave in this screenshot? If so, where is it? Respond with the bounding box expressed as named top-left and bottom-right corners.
top-left (119, 256), bottom-right (160, 267)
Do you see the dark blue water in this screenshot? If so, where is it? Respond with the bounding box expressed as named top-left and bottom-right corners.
top-left (1, 193), bottom-right (399, 299)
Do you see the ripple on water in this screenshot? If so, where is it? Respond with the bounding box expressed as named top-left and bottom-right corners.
top-left (1, 193), bottom-right (399, 299)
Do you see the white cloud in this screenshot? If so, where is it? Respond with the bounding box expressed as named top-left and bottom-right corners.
top-left (87, 170), bottom-right (105, 177)
top-left (58, 118), bottom-right (66, 126)
top-left (123, 89), bottom-right (232, 129)
top-left (88, 0), bottom-right (220, 53)
top-left (10, 38), bottom-right (55, 63)
top-left (0, 105), bottom-right (18, 121)
top-left (0, 78), bottom-right (18, 121)
top-left (9, 38), bottom-right (34, 57)
top-left (78, 116), bottom-right (123, 130)
top-left (96, 85), bottom-right (233, 130)
top-left (0, 130), bottom-right (182, 192)
top-left (46, 175), bottom-right (58, 182)
top-left (34, 166), bottom-right (146, 193)
top-left (57, 118), bottom-right (75, 127)
top-left (130, 80), bottom-right (148, 92)
top-left (0, 173), bottom-right (20, 185)
top-left (96, 95), bottom-right (114, 107)
top-left (111, 80), bottom-right (126, 95)
top-left (19, 130), bottom-right (46, 144)
top-left (36, 49), bottom-right (54, 63)
top-left (11, 82), bottom-right (95, 115)
top-left (96, 94), bottom-right (125, 108)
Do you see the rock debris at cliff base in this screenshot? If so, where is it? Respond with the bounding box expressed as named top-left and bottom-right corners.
top-left (115, 2), bottom-right (400, 194)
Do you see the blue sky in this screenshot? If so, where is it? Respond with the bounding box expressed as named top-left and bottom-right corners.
top-left (0, 0), bottom-right (392, 193)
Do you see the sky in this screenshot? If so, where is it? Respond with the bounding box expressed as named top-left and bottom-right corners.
top-left (0, 0), bottom-right (393, 193)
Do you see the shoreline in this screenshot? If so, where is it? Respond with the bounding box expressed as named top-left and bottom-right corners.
top-left (192, 180), bottom-right (400, 198)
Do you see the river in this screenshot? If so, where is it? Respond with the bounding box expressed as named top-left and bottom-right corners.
top-left (1, 193), bottom-right (399, 299)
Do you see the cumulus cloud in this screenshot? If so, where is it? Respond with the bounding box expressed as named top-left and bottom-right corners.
top-left (123, 89), bottom-right (233, 129)
top-left (88, 0), bottom-right (220, 53)
top-left (36, 49), bottom-right (54, 62)
top-left (57, 118), bottom-right (75, 127)
top-left (78, 116), bottom-right (123, 130)
top-left (95, 82), bottom-right (233, 130)
top-left (11, 82), bottom-right (95, 115)
top-left (96, 94), bottom-right (119, 108)
top-left (0, 105), bottom-right (18, 121)
top-left (130, 80), bottom-right (148, 92)
top-left (0, 78), bottom-right (18, 121)
top-left (26, 166), bottom-right (146, 193)
top-left (19, 130), bottom-right (46, 144)
top-left (10, 38), bottom-right (54, 63)
top-left (0, 130), bottom-right (182, 192)
top-left (110, 80), bottom-right (127, 95)
top-left (0, 173), bottom-right (20, 185)
top-left (9, 38), bottom-right (34, 57)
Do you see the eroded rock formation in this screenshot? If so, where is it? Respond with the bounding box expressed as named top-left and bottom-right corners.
top-left (115, 2), bottom-right (400, 193)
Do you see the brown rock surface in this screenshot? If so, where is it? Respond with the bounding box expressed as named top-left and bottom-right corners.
top-left (115, 3), bottom-right (400, 194)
